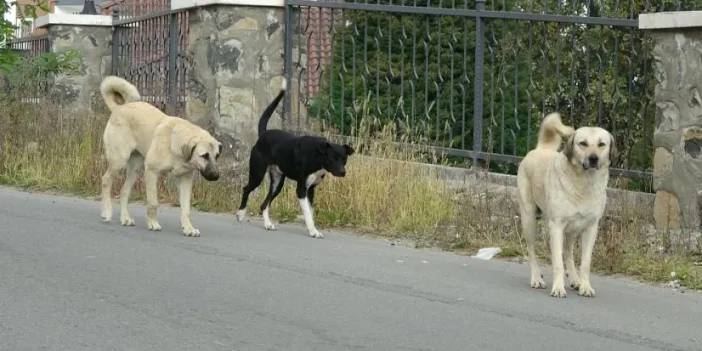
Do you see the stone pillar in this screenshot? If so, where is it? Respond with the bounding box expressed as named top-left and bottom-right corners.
top-left (640, 12), bottom-right (702, 249)
top-left (178, 0), bottom-right (285, 154)
top-left (35, 14), bottom-right (113, 114)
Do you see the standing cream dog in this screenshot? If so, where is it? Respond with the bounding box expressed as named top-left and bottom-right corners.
top-left (99, 76), bottom-right (222, 237)
top-left (517, 113), bottom-right (615, 298)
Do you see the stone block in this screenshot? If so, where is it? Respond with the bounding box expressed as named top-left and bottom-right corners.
top-left (654, 190), bottom-right (681, 231)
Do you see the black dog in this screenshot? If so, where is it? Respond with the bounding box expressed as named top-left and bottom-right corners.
top-left (236, 82), bottom-right (354, 238)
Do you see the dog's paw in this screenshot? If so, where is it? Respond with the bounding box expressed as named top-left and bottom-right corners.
top-left (236, 209), bottom-right (247, 222)
top-left (308, 229), bottom-right (324, 239)
top-left (550, 285), bottom-right (567, 298)
top-left (147, 221), bottom-right (162, 231)
top-left (531, 275), bottom-right (546, 289)
top-left (101, 212), bottom-right (112, 222)
top-left (120, 216), bottom-right (135, 226)
top-left (264, 222), bottom-right (277, 231)
top-left (183, 227), bottom-right (201, 237)
top-left (568, 277), bottom-right (582, 290)
top-left (578, 283), bottom-right (596, 297)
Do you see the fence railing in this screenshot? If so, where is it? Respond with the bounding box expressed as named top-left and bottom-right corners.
top-left (281, 0), bottom-right (672, 182)
top-left (7, 35), bottom-right (51, 58)
top-left (111, 7), bottom-right (190, 115)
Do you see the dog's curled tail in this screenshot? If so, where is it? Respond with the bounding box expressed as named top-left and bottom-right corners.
top-left (536, 112), bottom-right (575, 151)
top-left (100, 76), bottom-right (141, 111)
top-left (258, 78), bottom-right (287, 137)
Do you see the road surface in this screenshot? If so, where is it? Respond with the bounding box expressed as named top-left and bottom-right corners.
top-left (0, 187), bottom-right (700, 351)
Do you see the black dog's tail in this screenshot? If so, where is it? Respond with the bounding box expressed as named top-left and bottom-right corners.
top-left (258, 78), bottom-right (287, 137)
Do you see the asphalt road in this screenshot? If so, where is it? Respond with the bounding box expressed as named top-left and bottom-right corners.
top-left (0, 187), bottom-right (700, 351)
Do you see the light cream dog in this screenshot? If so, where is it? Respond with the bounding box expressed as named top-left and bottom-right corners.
top-left (99, 76), bottom-right (222, 237)
top-left (517, 113), bottom-right (615, 298)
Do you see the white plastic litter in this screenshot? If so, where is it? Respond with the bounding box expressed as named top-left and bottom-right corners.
top-left (472, 247), bottom-right (502, 260)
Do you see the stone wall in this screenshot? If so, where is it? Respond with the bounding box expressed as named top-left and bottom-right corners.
top-left (649, 28), bottom-right (702, 248)
top-left (185, 5), bottom-right (285, 159)
top-left (47, 24), bottom-right (112, 113)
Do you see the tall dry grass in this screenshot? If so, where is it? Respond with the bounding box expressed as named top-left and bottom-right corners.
top-left (0, 98), bottom-right (699, 289)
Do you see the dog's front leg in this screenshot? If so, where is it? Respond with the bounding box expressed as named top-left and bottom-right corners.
top-left (144, 169), bottom-right (162, 231)
top-left (548, 220), bottom-right (567, 298)
top-left (296, 183), bottom-right (322, 238)
top-left (564, 231), bottom-right (582, 290)
top-left (178, 173), bottom-right (199, 237)
top-left (578, 223), bottom-right (599, 297)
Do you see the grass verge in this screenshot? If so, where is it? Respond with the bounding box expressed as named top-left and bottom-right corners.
top-left (1, 101), bottom-right (700, 290)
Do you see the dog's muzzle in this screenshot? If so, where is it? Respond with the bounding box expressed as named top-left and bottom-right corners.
top-left (201, 163), bottom-right (220, 181)
top-left (583, 154), bottom-right (599, 170)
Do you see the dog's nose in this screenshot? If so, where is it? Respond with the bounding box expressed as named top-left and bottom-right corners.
top-left (588, 154), bottom-right (599, 167)
top-left (339, 170), bottom-right (346, 177)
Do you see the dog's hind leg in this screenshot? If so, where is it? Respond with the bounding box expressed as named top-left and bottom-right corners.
top-left (564, 231), bottom-right (582, 290)
top-left (237, 150), bottom-right (266, 222)
top-left (118, 153), bottom-right (142, 226)
top-left (101, 149), bottom-right (132, 222)
top-left (520, 205), bottom-right (544, 289)
top-left (101, 127), bottom-right (134, 222)
top-left (517, 178), bottom-right (544, 289)
top-left (100, 167), bottom-right (119, 222)
top-left (296, 182), bottom-right (322, 238)
top-left (260, 169), bottom-right (285, 231)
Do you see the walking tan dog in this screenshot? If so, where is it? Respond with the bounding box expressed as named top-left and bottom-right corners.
top-left (99, 76), bottom-right (222, 237)
top-left (517, 113), bottom-right (615, 298)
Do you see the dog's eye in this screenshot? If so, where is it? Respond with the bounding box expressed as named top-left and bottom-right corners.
top-left (202, 153), bottom-right (210, 160)
top-left (597, 142), bottom-right (606, 147)
top-left (578, 141), bottom-right (588, 147)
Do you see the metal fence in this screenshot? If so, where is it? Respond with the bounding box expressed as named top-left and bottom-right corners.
top-left (2, 35), bottom-right (53, 103)
top-left (7, 35), bottom-right (51, 58)
top-left (281, 0), bottom-right (693, 181)
top-left (110, 5), bottom-right (190, 115)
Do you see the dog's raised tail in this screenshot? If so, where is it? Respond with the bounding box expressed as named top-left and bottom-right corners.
top-left (100, 76), bottom-right (141, 111)
top-left (536, 113), bottom-right (575, 151)
top-left (258, 77), bottom-right (287, 137)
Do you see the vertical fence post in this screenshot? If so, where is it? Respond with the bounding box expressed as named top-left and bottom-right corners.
top-left (111, 6), bottom-right (120, 75)
top-left (472, 0), bottom-right (485, 167)
top-left (283, 1), bottom-right (294, 130)
top-left (167, 12), bottom-right (179, 115)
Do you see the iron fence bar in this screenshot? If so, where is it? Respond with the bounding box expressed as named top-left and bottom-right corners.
top-left (286, 1), bottom-right (638, 27)
top-left (111, 8), bottom-right (120, 75)
top-left (166, 12), bottom-right (179, 115)
top-left (472, 0), bottom-right (485, 165)
top-left (283, 3), bottom-right (294, 124)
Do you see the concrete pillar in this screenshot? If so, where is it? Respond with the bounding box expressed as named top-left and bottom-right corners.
top-left (35, 13), bottom-right (113, 114)
top-left (175, 0), bottom-right (285, 155)
top-left (640, 12), bottom-right (702, 250)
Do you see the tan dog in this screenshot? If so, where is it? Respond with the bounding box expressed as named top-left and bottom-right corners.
top-left (99, 76), bottom-right (222, 237)
top-left (517, 113), bottom-right (615, 298)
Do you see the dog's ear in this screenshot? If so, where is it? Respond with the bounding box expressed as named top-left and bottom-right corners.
top-left (609, 133), bottom-right (617, 163)
top-left (343, 144), bottom-right (355, 156)
top-left (182, 144), bottom-right (197, 161)
top-left (563, 134), bottom-right (575, 160)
